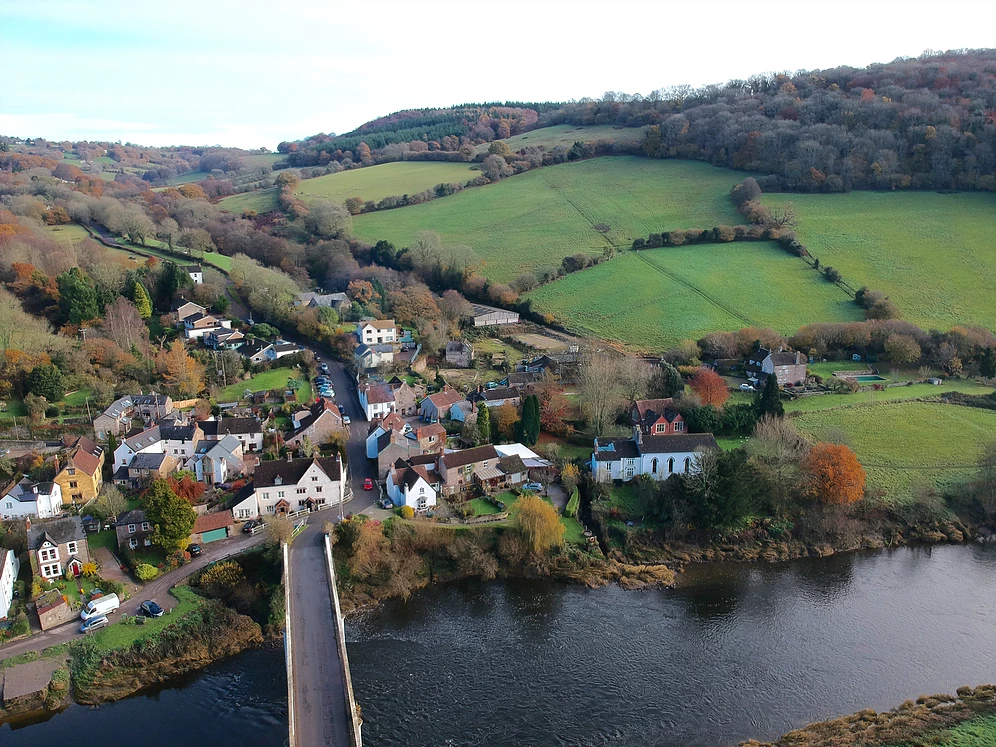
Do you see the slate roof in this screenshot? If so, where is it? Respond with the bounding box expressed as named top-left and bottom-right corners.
top-left (28, 516), bottom-right (85, 549)
top-left (445, 341), bottom-right (472, 354)
top-left (439, 445), bottom-right (499, 470)
top-left (129, 452), bottom-right (169, 470)
top-left (769, 350), bottom-right (807, 366)
top-left (123, 426), bottom-right (162, 452)
top-left (471, 387), bottom-right (520, 403)
top-left (160, 424), bottom-right (200, 442)
top-left (99, 396), bottom-right (133, 420)
top-left (592, 438), bottom-right (641, 461)
top-left (640, 434), bottom-right (719, 454)
top-left (200, 417), bottom-right (262, 437)
top-left (632, 398), bottom-right (681, 429)
top-left (116, 509), bottom-right (147, 527)
top-left (253, 457), bottom-right (340, 488)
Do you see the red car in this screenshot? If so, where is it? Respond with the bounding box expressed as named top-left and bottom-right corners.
top-left (363, 478), bottom-right (374, 491)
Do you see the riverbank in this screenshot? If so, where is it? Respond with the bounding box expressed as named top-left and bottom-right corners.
top-left (740, 685), bottom-right (996, 746)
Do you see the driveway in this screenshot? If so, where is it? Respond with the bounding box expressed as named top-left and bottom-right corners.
top-left (0, 530), bottom-right (269, 660)
top-left (92, 547), bottom-right (129, 587)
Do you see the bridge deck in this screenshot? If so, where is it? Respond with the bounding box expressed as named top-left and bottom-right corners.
top-left (288, 525), bottom-right (353, 747)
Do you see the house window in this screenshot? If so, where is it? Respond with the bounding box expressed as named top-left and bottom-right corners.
top-left (684, 457), bottom-right (691, 473)
top-left (311, 476), bottom-right (318, 482)
top-left (673, 421), bottom-right (685, 432)
top-left (69, 481), bottom-right (78, 489)
top-left (144, 538), bottom-right (152, 547)
top-left (73, 493), bottom-right (82, 502)
top-left (142, 522), bottom-right (150, 531)
top-left (266, 504), bottom-right (275, 514)
top-left (129, 538), bottom-right (138, 550)
top-left (40, 547), bottom-right (58, 562)
top-left (297, 488), bottom-right (306, 494)
top-left (668, 457), bottom-right (674, 474)
top-left (129, 524), bottom-right (136, 533)
top-left (68, 468), bottom-right (76, 476)
top-left (42, 563), bottom-right (61, 577)
top-left (278, 491), bottom-right (285, 498)
top-left (654, 424), bottom-right (666, 434)
top-left (651, 458), bottom-right (659, 474)
top-left (67, 541), bottom-right (78, 555)
top-left (315, 486), bottom-right (322, 493)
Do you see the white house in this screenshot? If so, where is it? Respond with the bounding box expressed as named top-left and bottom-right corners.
top-left (0, 549), bottom-right (19, 620)
top-left (386, 463), bottom-right (439, 512)
top-left (1, 478), bottom-right (63, 520)
top-left (358, 382), bottom-right (397, 421)
top-left (354, 343), bottom-right (395, 371)
top-left (200, 417), bottom-right (264, 452)
top-left (184, 313), bottom-right (232, 340)
top-left (231, 455), bottom-right (347, 521)
top-left (590, 432), bottom-right (718, 483)
top-left (187, 435), bottom-right (244, 485)
top-left (114, 425), bottom-right (166, 471)
top-left (186, 264), bottom-right (204, 285)
top-left (357, 320), bottom-right (398, 346)
top-left (365, 412), bottom-right (411, 458)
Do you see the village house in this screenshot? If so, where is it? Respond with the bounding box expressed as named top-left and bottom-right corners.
top-left (241, 340), bottom-right (302, 363)
top-left (199, 416), bottom-right (264, 452)
top-left (205, 328), bottom-right (246, 350)
top-left (419, 385), bottom-right (465, 422)
top-left (386, 462), bottom-right (439, 512)
top-left (125, 452), bottom-right (178, 488)
top-left (54, 436), bottom-right (104, 506)
top-left (187, 435), bottom-right (244, 484)
top-left (159, 422), bottom-right (204, 460)
top-left (358, 381), bottom-right (397, 421)
top-left (231, 454), bottom-right (346, 520)
top-left (112, 423), bottom-right (200, 481)
top-left (184, 312), bottom-right (232, 340)
top-left (388, 378), bottom-right (420, 416)
top-left (115, 509), bottom-right (153, 550)
top-left (590, 430), bottom-right (718, 483)
top-left (365, 411), bottom-right (409, 458)
top-left (172, 299), bottom-right (207, 324)
top-left (0, 549), bottom-right (19, 620)
top-left (1, 478), bottom-right (63, 520)
top-left (132, 393), bottom-right (174, 421)
top-left (469, 303), bottom-right (519, 327)
top-left (92, 396), bottom-right (134, 439)
top-left (449, 399), bottom-right (477, 423)
top-left (27, 516), bottom-right (91, 581)
top-left (190, 512), bottom-right (234, 544)
top-left (506, 371), bottom-right (542, 389)
top-left (185, 264), bottom-right (204, 284)
top-left (294, 291), bottom-right (351, 314)
top-left (285, 397), bottom-right (344, 449)
top-left (370, 419), bottom-right (447, 480)
top-left (469, 386), bottom-right (521, 409)
top-left (357, 319), bottom-right (398, 345)
top-left (445, 341), bottom-right (474, 368)
top-left (746, 348), bottom-right (808, 387)
top-left (354, 343), bottom-right (395, 371)
top-left (629, 398), bottom-right (686, 436)
top-left (437, 444), bottom-right (501, 496)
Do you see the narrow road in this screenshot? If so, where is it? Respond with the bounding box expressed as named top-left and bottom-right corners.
top-left (0, 530), bottom-right (267, 659)
top-left (288, 521), bottom-right (351, 747)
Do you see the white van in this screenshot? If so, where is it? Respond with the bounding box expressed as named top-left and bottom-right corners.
top-left (80, 593), bottom-right (120, 621)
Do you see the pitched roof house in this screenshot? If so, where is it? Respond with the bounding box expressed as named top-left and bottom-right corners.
top-left (445, 341), bottom-right (474, 368)
top-left (294, 292), bottom-right (351, 312)
top-left (419, 386), bottom-right (465, 422)
top-left (27, 516), bottom-right (90, 581)
top-left (354, 343), bottom-right (395, 371)
top-left (187, 435), bottom-right (244, 485)
top-left (358, 382), bottom-right (396, 421)
top-left (469, 386), bottom-right (521, 409)
top-left (590, 431), bottom-right (718, 483)
top-left (199, 416), bottom-right (264, 452)
top-left (629, 399), bottom-right (686, 436)
top-left (231, 455), bottom-right (347, 521)
top-left (54, 436), bottom-right (104, 507)
top-left (386, 462), bottom-right (440, 511)
top-left (746, 348), bottom-right (808, 386)
top-left (0, 549), bottom-right (20, 621)
top-left (116, 509), bottom-right (153, 551)
top-left (1, 478), bottom-right (63, 520)
top-left (285, 397), bottom-right (344, 449)
top-left (357, 319), bottom-right (398, 345)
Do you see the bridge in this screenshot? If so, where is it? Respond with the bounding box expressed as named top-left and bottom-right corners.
top-left (285, 522), bottom-right (362, 747)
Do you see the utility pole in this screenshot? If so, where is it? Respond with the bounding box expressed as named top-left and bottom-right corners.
top-left (85, 397), bottom-right (92, 423)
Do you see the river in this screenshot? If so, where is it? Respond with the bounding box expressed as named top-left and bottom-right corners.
top-left (4, 545), bottom-right (996, 746)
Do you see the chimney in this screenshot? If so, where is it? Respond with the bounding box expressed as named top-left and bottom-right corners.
top-left (54, 456), bottom-right (60, 474)
top-left (25, 517), bottom-right (30, 533)
top-left (286, 452), bottom-right (293, 463)
top-left (795, 351), bottom-right (801, 365)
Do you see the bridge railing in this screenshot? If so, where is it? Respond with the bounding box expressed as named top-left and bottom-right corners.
top-left (323, 532), bottom-right (363, 746)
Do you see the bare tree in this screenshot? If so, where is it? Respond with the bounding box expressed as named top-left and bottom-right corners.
top-left (266, 514), bottom-right (295, 546)
top-left (770, 202), bottom-right (797, 229)
top-left (747, 416), bottom-right (810, 505)
top-left (617, 356), bottom-right (652, 404)
top-left (577, 350), bottom-right (623, 435)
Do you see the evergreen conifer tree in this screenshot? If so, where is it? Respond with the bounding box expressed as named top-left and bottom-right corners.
top-left (754, 373), bottom-right (784, 418)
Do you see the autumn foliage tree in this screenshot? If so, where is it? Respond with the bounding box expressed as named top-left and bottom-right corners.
top-left (168, 473), bottom-right (206, 504)
top-left (511, 494), bottom-right (565, 554)
top-left (689, 367), bottom-right (730, 407)
top-left (804, 442), bottom-right (866, 505)
top-left (160, 339), bottom-right (205, 397)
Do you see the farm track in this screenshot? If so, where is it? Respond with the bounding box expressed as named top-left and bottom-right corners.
top-left (631, 250), bottom-right (756, 327)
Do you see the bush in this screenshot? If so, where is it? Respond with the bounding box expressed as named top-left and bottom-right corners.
top-left (400, 505), bottom-right (415, 519)
top-left (134, 563), bottom-right (159, 581)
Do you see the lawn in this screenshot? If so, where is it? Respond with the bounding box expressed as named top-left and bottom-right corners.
top-left (476, 124), bottom-right (646, 154)
top-left (792, 401), bottom-right (996, 501)
top-left (526, 242), bottom-right (860, 350)
top-left (599, 483), bottom-right (648, 518)
top-left (295, 161), bottom-right (478, 205)
top-left (86, 585), bottom-right (205, 653)
top-left (470, 497), bottom-right (502, 516)
top-left (763, 190), bottom-right (996, 331)
top-left (353, 157), bottom-right (748, 284)
top-left (560, 516), bottom-right (586, 545)
top-left (88, 530), bottom-right (119, 555)
top-left (785, 380), bottom-right (995, 413)
top-left (217, 365), bottom-right (303, 402)
top-left (102, 234), bottom-right (232, 273)
top-left (807, 361), bottom-right (872, 379)
top-left (218, 187), bottom-right (280, 214)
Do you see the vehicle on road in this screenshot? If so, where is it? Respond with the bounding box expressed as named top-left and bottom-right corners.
top-left (337, 405), bottom-right (345, 415)
top-left (363, 477), bottom-right (374, 490)
top-left (320, 363), bottom-right (330, 373)
top-left (242, 520), bottom-right (258, 533)
top-left (314, 355), bottom-right (321, 362)
top-left (320, 388), bottom-right (335, 398)
top-left (188, 544), bottom-right (202, 557)
top-left (140, 600), bottom-right (164, 618)
top-left (80, 593), bottom-right (120, 621)
top-left (523, 482), bottom-right (544, 492)
top-left (739, 383), bottom-right (755, 391)
top-left (378, 496), bottom-right (393, 509)
top-left (342, 415), bottom-right (350, 425)
top-left (80, 615), bottom-right (110, 634)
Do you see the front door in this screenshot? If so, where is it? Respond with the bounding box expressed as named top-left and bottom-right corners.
top-left (274, 499), bottom-right (290, 515)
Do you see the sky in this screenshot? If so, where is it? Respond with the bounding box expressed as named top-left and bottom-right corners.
top-left (1, 0), bottom-right (994, 149)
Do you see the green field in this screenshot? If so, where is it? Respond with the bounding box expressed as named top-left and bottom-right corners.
top-left (44, 223), bottom-right (91, 246)
top-left (217, 366), bottom-right (304, 402)
top-left (477, 124), bottom-right (646, 154)
top-left (763, 191), bottom-right (996, 331)
top-left (793, 402), bottom-right (996, 501)
top-left (353, 157), bottom-right (747, 283)
top-left (296, 161), bottom-right (478, 204)
top-left (900, 714), bottom-right (996, 747)
top-left (785, 380), bottom-right (994, 412)
top-left (219, 187), bottom-right (280, 214)
top-left (526, 242), bottom-right (860, 350)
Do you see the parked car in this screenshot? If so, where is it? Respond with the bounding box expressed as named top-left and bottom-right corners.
top-left (485, 381), bottom-right (499, 390)
top-left (378, 496), bottom-right (393, 509)
top-left (337, 405), bottom-right (345, 415)
top-left (140, 600), bottom-right (164, 618)
top-left (80, 615), bottom-right (110, 634)
top-left (739, 383), bottom-right (755, 391)
top-left (320, 363), bottom-right (330, 373)
top-left (523, 482), bottom-right (543, 492)
top-left (80, 593), bottom-right (120, 621)
top-left (342, 415), bottom-right (351, 425)
top-left (314, 355), bottom-right (321, 362)
top-left (363, 477), bottom-right (374, 491)
top-left (188, 544), bottom-right (202, 557)
top-left (242, 520), bottom-right (258, 533)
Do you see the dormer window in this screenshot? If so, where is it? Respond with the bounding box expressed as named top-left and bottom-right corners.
top-left (274, 476), bottom-right (283, 486)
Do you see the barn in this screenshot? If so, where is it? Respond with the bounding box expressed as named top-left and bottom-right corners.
top-left (470, 303), bottom-right (519, 327)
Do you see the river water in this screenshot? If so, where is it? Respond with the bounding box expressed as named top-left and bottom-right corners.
top-left (4, 545), bottom-right (996, 746)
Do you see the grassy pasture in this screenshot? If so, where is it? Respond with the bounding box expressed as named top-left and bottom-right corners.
top-left (219, 187), bottom-right (280, 214)
top-left (353, 157), bottom-right (747, 283)
top-left (762, 190), bottom-right (996, 331)
top-left (525, 242), bottom-right (860, 350)
top-left (793, 402), bottom-right (996, 501)
top-left (295, 161), bottom-right (478, 204)
top-left (476, 124), bottom-right (646, 154)
top-left (784, 379), bottom-right (995, 412)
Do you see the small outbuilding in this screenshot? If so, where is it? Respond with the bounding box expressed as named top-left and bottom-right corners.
top-left (190, 512), bottom-right (234, 544)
